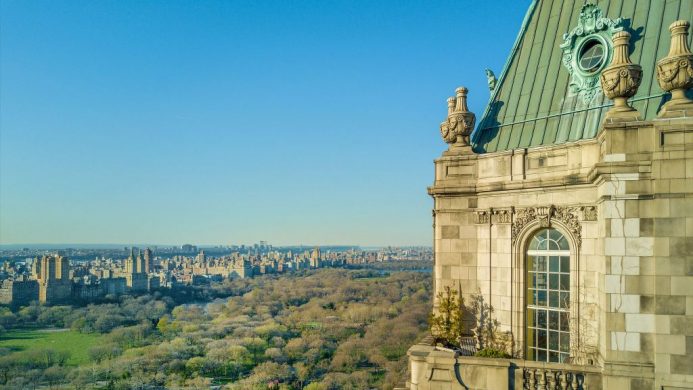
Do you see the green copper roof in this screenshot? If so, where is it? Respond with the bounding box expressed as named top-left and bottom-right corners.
top-left (472, 0), bottom-right (693, 154)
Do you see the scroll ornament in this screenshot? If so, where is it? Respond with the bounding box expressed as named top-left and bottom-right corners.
top-left (510, 205), bottom-right (594, 247)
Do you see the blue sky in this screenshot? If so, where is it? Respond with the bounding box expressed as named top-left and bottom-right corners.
top-left (0, 0), bottom-right (530, 246)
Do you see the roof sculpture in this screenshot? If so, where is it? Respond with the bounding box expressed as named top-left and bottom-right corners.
top-left (470, 0), bottom-right (693, 154)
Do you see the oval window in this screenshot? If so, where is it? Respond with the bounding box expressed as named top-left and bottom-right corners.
top-left (578, 39), bottom-right (605, 74)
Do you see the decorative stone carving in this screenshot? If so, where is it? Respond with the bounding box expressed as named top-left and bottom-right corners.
top-left (656, 20), bottom-right (693, 115)
top-left (581, 206), bottom-right (598, 221)
top-left (492, 208), bottom-right (512, 224)
top-left (439, 87), bottom-right (476, 149)
top-left (474, 210), bottom-right (490, 224)
top-left (601, 31), bottom-right (642, 119)
top-left (560, 4), bottom-right (624, 103)
top-left (511, 205), bottom-right (595, 247)
top-left (485, 69), bottom-right (497, 92)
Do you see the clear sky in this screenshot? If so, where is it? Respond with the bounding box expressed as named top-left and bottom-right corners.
top-left (0, 0), bottom-right (530, 247)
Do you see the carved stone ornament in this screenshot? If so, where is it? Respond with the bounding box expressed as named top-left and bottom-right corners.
top-left (560, 4), bottom-right (624, 103)
top-left (656, 20), bottom-right (693, 113)
top-left (474, 210), bottom-right (491, 224)
top-left (439, 87), bottom-right (476, 149)
top-left (511, 205), bottom-right (595, 247)
top-left (601, 31), bottom-right (642, 119)
top-left (492, 209), bottom-right (512, 224)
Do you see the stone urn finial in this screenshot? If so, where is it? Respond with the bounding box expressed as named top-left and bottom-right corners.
top-left (439, 87), bottom-right (476, 150)
top-left (600, 31), bottom-right (642, 119)
top-left (656, 20), bottom-right (693, 114)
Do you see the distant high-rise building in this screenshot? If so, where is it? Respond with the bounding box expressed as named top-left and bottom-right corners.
top-left (124, 248), bottom-right (148, 292)
top-left (143, 248), bottom-right (152, 274)
top-left (310, 247), bottom-right (321, 268)
top-left (33, 255), bottom-right (71, 304)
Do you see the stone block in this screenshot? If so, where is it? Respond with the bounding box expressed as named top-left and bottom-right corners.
top-left (605, 275), bottom-right (624, 293)
top-left (656, 315), bottom-right (671, 334)
top-left (670, 316), bottom-right (693, 335)
top-left (670, 276), bottom-right (693, 295)
top-left (611, 331), bottom-right (641, 351)
top-left (605, 237), bottom-right (626, 256)
top-left (639, 257), bottom-right (655, 276)
top-left (611, 294), bottom-right (640, 313)
top-left (640, 332), bottom-right (655, 354)
top-left (640, 295), bottom-right (654, 313)
top-left (623, 218), bottom-right (640, 237)
top-left (606, 312), bottom-right (626, 331)
top-left (441, 225), bottom-right (460, 239)
top-left (653, 217), bottom-right (686, 237)
top-left (631, 378), bottom-right (655, 390)
top-left (625, 237), bottom-right (654, 256)
top-left (625, 313), bottom-right (655, 333)
top-left (611, 219), bottom-right (624, 237)
top-left (671, 354), bottom-right (693, 375)
top-left (671, 198), bottom-right (693, 217)
top-left (656, 334), bottom-right (686, 355)
top-left (626, 276), bottom-right (654, 295)
top-left (639, 218), bottom-right (654, 236)
top-left (655, 296), bottom-right (686, 315)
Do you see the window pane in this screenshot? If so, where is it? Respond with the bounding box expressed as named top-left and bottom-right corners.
top-left (549, 331), bottom-right (559, 350)
top-left (549, 228), bottom-right (563, 242)
top-left (558, 236), bottom-right (569, 250)
top-left (560, 292), bottom-right (569, 309)
top-left (560, 312), bottom-right (569, 332)
top-left (537, 309), bottom-right (547, 328)
top-left (559, 353), bottom-right (569, 363)
top-left (549, 274), bottom-right (559, 290)
top-left (549, 351), bottom-right (559, 363)
top-left (560, 256), bottom-right (570, 272)
top-left (529, 237), bottom-right (540, 250)
top-left (532, 256), bottom-right (546, 271)
top-left (538, 329), bottom-right (547, 349)
top-left (560, 274), bottom-right (570, 290)
top-left (549, 256), bottom-right (559, 272)
top-left (538, 349), bottom-right (547, 362)
top-left (560, 332), bottom-right (570, 352)
top-left (549, 291), bottom-right (558, 307)
top-left (536, 273), bottom-right (547, 289)
top-left (549, 311), bottom-right (559, 329)
top-left (537, 290), bottom-right (547, 306)
top-left (538, 239), bottom-right (548, 250)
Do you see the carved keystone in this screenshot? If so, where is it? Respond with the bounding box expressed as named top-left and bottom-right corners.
top-left (656, 20), bottom-right (693, 116)
top-left (601, 31), bottom-right (642, 120)
top-left (439, 87), bottom-right (476, 151)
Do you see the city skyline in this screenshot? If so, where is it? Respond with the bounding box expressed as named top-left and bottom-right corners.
top-left (0, 1), bottom-right (530, 246)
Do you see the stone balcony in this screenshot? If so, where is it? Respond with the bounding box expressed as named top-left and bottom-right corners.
top-left (407, 342), bottom-right (603, 390)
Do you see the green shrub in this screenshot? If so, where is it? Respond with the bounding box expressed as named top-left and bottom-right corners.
top-left (474, 347), bottom-right (510, 359)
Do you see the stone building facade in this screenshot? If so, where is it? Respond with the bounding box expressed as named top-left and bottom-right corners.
top-left (0, 277), bottom-right (38, 307)
top-left (407, 1), bottom-right (693, 389)
top-left (33, 255), bottom-right (72, 304)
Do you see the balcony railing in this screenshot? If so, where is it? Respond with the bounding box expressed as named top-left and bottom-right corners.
top-left (407, 343), bottom-right (603, 390)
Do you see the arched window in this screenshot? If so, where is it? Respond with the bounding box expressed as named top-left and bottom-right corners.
top-left (526, 228), bottom-right (570, 363)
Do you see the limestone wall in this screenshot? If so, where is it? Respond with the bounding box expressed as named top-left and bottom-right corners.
top-left (428, 116), bottom-right (693, 389)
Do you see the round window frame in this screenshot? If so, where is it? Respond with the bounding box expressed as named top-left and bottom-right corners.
top-left (574, 34), bottom-right (609, 76)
